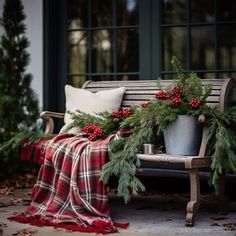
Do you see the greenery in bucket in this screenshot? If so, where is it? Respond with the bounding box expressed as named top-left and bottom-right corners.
top-left (153, 56), bottom-right (212, 131)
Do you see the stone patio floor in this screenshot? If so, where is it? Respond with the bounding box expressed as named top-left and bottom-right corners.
top-left (1, 188), bottom-right (236, 236)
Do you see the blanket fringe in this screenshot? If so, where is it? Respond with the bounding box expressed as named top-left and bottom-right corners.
top-left (8, 214), bottom-right (129, 234)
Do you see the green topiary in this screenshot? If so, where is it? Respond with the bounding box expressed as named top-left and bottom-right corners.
top-left (0, 0), bottom-right (39, 178)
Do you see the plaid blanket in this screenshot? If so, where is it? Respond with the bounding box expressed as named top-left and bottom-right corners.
top-left (9, 133), bottom-right (128, 234)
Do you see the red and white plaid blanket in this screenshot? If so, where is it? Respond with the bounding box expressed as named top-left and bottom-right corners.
top-left (9, 133), bottom-right (128, 234)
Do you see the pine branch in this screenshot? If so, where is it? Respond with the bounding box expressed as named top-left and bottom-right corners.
top-left (207, 108), bottom-right (236, 193)
top-left (100, 125), bottom-right (157, 203)
top-left (0, 130), bottom-right (53, 153)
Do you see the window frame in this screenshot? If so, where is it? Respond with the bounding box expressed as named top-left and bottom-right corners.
top-left (43, 0), bottom-right (236, 113)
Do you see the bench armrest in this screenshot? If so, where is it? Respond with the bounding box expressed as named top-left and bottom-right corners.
top-left (40, 111), bottom-right (65, 133)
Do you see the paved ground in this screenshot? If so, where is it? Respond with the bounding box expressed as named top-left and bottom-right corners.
top-left (1, 188), bottom-right (236, 236)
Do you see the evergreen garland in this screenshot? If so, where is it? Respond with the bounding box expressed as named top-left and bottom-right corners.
top-left (101, 106), bottom-right (161, 203)
top-left (69, 104), bottom-right (236, 202)
top-left (206, 107), bottom-right (236, 193)
top-left (66, 107), bottom-right (135, 139)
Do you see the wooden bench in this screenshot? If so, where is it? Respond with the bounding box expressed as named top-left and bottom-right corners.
top-left (40, 78), bottom-right (236, 226)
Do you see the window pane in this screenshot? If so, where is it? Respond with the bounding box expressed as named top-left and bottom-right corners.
top-left (68, 75), bottom-right (87, 88)
top-left (67, 31), bottom-right (87, 74)
top-left (117, 29), bottom-right (139, 72)
top-left (191, 26), bottom-right (215, 70)
top-left (91, 30), bottom-right (113, 73)
top-left (191, 0), bottom-right (215, 23)
top-left (117, 0), bottom-right (139, 26)
top-left (163, 0), bottom-right (187, 24)
top-left (117, 74), bottom-right (139, 80)
top-left (68, 0), bottom-right (88, 29)
top-left (218, 0), bottom-right (236, 21)
top-left (219, 25), bottom-right (236, 70)
top-left (218, 72), bottom-right (236, 79)
top-left (91, 0), bottom-right (113, 27)
top-left (160, 73), bottom-right (174, 80)
top-left (195, 72), bottom-right (216, 79)
top-left (163, 27), bottom-right (187, 71)
top-left (204, 73), bottom-right (216, 79)
top-left (90, 75), bottom-right (114, 81)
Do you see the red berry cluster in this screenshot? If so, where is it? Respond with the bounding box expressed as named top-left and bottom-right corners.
top-left (112, 108), bottom-right (132, 118)
top-left (155, 90), bottom-right (169, 100)
top-left (141, 102), bottom-right (150, 108)
top-left (188, 98), bottom-right (200, 108)
top-left (172, 97), bottom-right (181, 106)
top-left (172, 86), bottom-right (182, 97)
top-left (123, 108), bottom-right (132, 117)
top-left (82, 123), bottom-right (103, 141)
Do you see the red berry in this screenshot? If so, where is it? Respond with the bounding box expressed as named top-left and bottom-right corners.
top-left (122, 108), bottom-right (132, 117)
top-left (188, 98), bottom-right (200, 108)
top-left (155, 90), bottom-right (169, 100)
top-left (82, 123), bottom-right (103, 140)
top-left (172, 86), bottom-right (182, 97)
top-left (141, 102), bottom-right (150, 108)
top-left (172, 97), bottom-right (181, 106)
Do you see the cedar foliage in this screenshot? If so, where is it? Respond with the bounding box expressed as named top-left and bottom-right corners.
top-left (206, 107), bottom-right (236, 193)
top-left (0, 0), bottom-right (39, 177)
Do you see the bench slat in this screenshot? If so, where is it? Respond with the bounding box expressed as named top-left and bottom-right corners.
top-left (86, 86), bottom-right (223, 92)
top-left (85, 79), bottom-right (225, 87)
top-left (123, 94), bottom-right (221, 101)
top-left (121, 99), bottom-right (220, 107)
top-left (124, 90), bottom-right (221, 95)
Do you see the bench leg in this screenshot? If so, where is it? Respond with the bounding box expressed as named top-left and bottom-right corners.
top-left (186, 168), bottom-right (200, 226)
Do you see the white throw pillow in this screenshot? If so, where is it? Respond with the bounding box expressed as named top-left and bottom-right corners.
top-left (60, 85), bottom-right (126, 133)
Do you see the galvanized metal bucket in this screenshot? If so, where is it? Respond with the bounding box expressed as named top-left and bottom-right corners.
top-left (163, 115), bottom-right (202, 156)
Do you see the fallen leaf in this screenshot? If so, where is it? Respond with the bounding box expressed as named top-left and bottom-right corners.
top-left (222, 222), bottom-right (236, 231)
top-left (11, 197), bottom-right (23, 204)
top-left (0, 201), bottom-right (15, 207)
top-left (24, 174), bottom-right (34, 180)
top-left (12, 228), bottom-right (38, 236)
top-left (0, 222), bottom-right (7, 227)
top-left (0, 187), bottom-right (14, 195)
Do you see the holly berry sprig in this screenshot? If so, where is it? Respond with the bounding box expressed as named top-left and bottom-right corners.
top-left (141, 102), bottom-right (150, 108)
top-left (155, 90), bottom-right (169, 100)
top-left (155, 86), bottom-right (201, 109)
top-left (82, 123), bottom-right (103, 141)
top-left (172, 86), bottom-right (182, 97)
top-left (188, 98), bottom-right (200, 108)
top-left (172, 97), bottom-right (181, 107)
top-left (112, 108), bottom-right (132, 119)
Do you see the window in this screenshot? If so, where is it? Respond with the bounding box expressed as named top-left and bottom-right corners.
top-left (67, 0), bottom-right (139, 87)
top-left (161, 0), bottom-right (236, 79)
top-left (66, 0), bottom-right (236, 86)
top-left (43, 0), bottom-right (236, 112)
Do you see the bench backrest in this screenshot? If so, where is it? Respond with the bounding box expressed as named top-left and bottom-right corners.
top-left (83, 79), bottom-right (236, 111)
